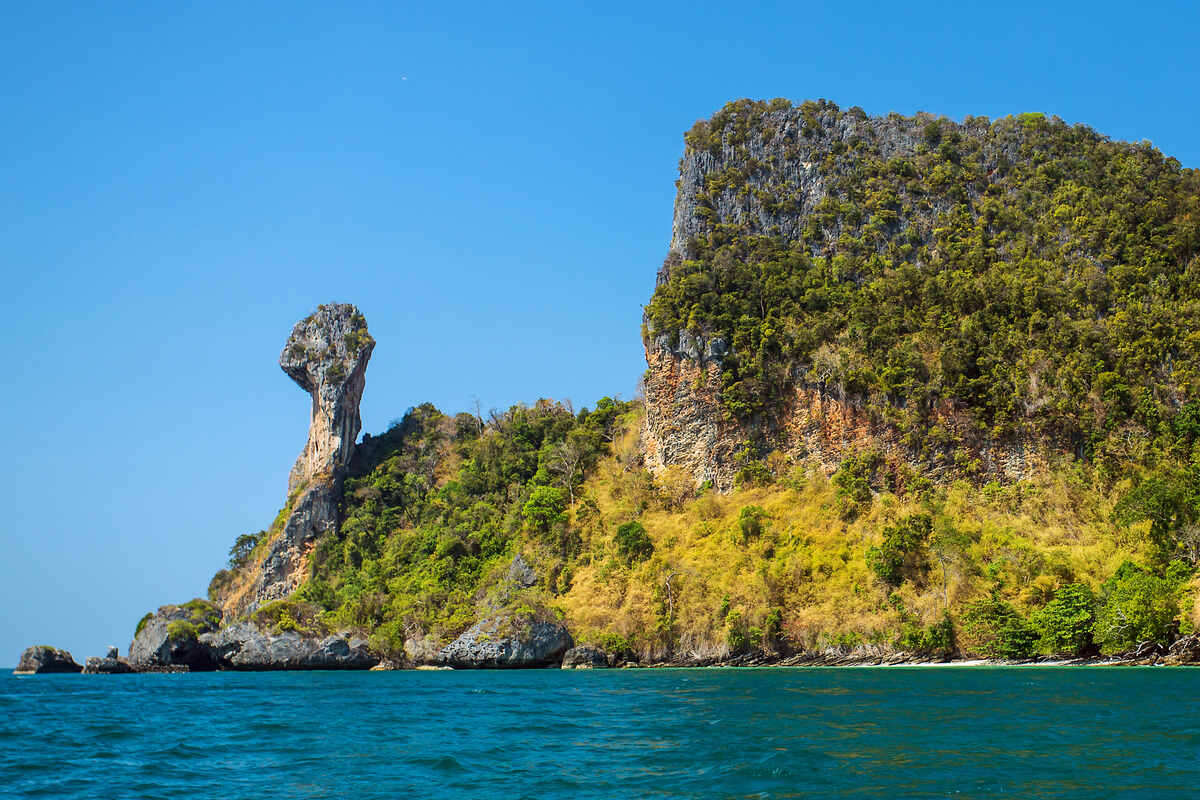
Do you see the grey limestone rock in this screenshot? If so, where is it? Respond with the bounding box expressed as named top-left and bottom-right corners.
top-left (14, 646), bottom-right (82, 674)
top-left (403, 634), bottom-right (441, 666)
top-left (279, 303), bottom-right (375, 495)
top-left (84, 656), bottom-right (135, 674)
top-left (128, 602), bottom-right (222, 671)
top-left (561, 645), bottom-right (610, 669)
top-left (245, 483), bottom-right (340, 612)
top-left (438, 614), bottom-right (573, 668)
top-left (506, 553), bottom-right (538, 589)
top-left (199, 622), bottom-right (378, 670)
top-left (642, 103), bottom-right (1051, 491)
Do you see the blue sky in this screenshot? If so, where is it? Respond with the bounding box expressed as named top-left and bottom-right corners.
top-left (2, 1), bottom-right (1197, 664)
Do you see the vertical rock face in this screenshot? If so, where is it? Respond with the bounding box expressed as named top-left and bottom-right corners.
top-left (641, 331), bottom-right (737, 488)
top-left (280, 304), bottom-right (375, 495)
top-left (219, 304), bottom-right (374, 617)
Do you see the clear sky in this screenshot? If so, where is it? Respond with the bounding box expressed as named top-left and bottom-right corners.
top-left (2, 1), bottom-right (1197, 665)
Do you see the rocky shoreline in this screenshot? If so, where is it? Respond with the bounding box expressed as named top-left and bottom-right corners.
top-left (18, 634), bottom-right (1200, 675)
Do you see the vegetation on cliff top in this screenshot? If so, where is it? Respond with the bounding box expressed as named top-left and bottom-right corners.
top-left (646, 99), bottom-right (1200, 466)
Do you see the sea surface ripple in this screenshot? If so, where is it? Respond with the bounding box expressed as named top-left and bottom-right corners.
top-left (2, 666), bottom-right (1199, 798)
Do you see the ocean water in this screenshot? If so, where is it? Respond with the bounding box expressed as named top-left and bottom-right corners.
top-left (2, 666), bottom-right (1199, 799)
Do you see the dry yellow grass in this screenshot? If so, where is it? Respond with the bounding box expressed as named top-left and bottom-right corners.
top-left (553, 408), bottom-right (1167, 660)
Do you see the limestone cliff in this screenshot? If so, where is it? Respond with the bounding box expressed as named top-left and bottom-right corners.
top-left (642, 100), bottom-right (1085, 489)
top-left (217, 304), bottom-right (374, 617)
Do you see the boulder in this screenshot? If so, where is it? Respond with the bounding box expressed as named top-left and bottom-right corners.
top-left (14, 646), bottom-right (82, 674)
top-left (439, 614), bottom-right (573, 668)
top-left (128, 600), bottom-right (222, 671)
top-left (84, 656), bottom-right (135, 674)
top-left (506, 553), bottom-right (538, 589)
top-left (561, 644), bottom-right (610, 669)
top-left (404, 634), bottom-right (440, 666)
top-left (199, 622), bottom-right (378, 670)
top-left (105, 646), bottom-right (119, 659)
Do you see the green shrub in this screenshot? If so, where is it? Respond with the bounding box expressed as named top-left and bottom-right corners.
top-left (725, 608), bottom-right (747, 654)
top-left (252, 600), bottom-right (326, 636)
top-left (898, 611), bottom-right (955, 655)
top-left (182, 598), bottom-right (222, 630)
top-left (832, 452), bottom-right (881, 520)
top-left (167, 620), bottom-right (200, 642)
top-left (737, 505), bottom-right (769, 541)
top-left (615, 521), bottom-right (654, 565)
top-left (960, 594), bottom-right (1036, 658)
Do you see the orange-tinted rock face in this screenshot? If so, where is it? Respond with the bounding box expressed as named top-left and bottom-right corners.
top-left (641, 338), bottom-right (1048, 491)
top-left (641, 340), bottom-right (737, 489)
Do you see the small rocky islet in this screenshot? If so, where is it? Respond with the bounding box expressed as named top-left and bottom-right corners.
top-left (19, 101), bottom-right (1200, 673)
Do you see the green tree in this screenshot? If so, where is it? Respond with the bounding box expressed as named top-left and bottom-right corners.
top-left (1113, 469), bottom-right (1200, 558)
top-left (960, 593), bottom-right (1036, 658)
top-left (1029, 583), bottom-right (1096, 655)
top-left (522, 485), bottom-right (568, 536)
top-left (866, 513), bottom-right (932, 587)
top-left (228, 530), bottom-right (266, 569)
top-left (1093, 562), bottom-right (1180, 654)
top-left (737, 505), bottom-right (769, 541)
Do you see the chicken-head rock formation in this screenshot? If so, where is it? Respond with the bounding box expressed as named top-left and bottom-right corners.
top-left (217, 304), bottom-right (374, 617)
top-left (280, 304), bottom-right (375, 495)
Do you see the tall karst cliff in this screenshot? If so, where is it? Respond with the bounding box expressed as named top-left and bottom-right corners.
top-left (643, 98), bottom-right (1200, 490)
top-left (214, 304), bottom-right (375, 617)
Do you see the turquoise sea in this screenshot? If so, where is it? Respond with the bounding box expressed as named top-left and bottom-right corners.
top-left (2, 666), bottom-right (1199, 798)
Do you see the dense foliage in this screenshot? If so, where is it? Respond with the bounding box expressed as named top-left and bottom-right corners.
top-left (291, 397), bottom-right (633, 654)
top-left (647, 99), bottom-right (1200, 462)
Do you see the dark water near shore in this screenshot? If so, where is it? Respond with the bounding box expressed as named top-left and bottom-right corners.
top-left (2, 666), bottom-right (1199, 798)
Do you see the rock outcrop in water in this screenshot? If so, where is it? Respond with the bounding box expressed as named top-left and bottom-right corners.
top-left (14, 646), bottom-right (82, 674)
top-left (84, 650), bottom-right (135, 674)
top-left (560, 645), bottom-right (609, 669)
top-left (215, 304), bottom-right (374, 617)
top-left (198, 623), bottom-right (378, 670)
top-left (438, 614), bottom-right (573, 668)
top-left (129, 602), bottom-right (223, 671)
top-left (125, 604), bottom-right (377, 671)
